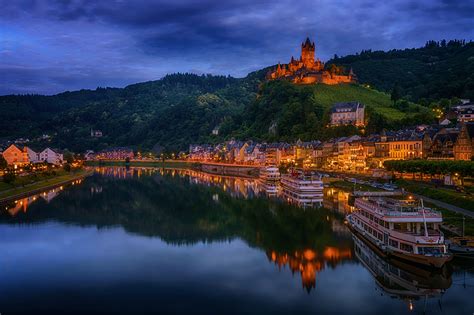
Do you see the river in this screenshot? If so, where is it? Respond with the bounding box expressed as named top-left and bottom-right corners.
top-left (0, 167), bottom-right (471, 314)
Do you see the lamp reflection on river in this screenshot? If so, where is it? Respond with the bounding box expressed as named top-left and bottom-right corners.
top-left (267, 247), bottom-right (352, 292)
top-left (1, 179), bottom-right (84, 216)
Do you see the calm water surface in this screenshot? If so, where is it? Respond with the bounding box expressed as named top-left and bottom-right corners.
top-left (0, 167), bottom-right (472, 314)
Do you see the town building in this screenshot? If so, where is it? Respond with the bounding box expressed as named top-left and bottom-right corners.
top-left (266, 38), bottom-right (355, 85)
top-left (330, 102), bottom-right (365, 127)
top-left (428, 128), bottom-right (459, 159)
top-left (25, 147), bottom-right (40, 163)
top-left (95, 147), bottom-right (134, 160)
top-left (457, 105), bottom-right (474, 123)
top-left (39, 148), bottom-right (64, 165)
top-left (453, 122), bottom-right (474, 160)
top-left (387, 137), bottom-right (423, 160)
top-left (2, 144), bottom-right (29, 166)
top-left (90, 129), bottom-right (103, 137)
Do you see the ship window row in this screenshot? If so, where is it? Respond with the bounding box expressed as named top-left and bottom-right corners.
top-left (389, 239), bottom-right (399, 248)
top-left (357, 215), bottom-right (415, 253)
top-left (359, 210), bottom-right (389, 228)
top-left (359, 221), bottom-right (383, 242)
top-left (389, 239), bottom-right (413, 253)
top-left (418, 246), bottom-right (442, 255)
top-left (390, 238), bottom-right (413, 253)
top-left (400, 242), bottom-right (413, 253)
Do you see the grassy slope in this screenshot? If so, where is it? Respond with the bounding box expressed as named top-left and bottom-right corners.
top-left (310, 83), bottom-right (416, 121)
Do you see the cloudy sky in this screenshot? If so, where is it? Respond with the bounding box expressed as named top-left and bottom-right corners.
top-left (1, 0), bottom-right (473, 95)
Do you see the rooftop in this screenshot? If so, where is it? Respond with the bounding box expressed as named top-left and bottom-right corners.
top-left (331, 101), bottom-right (364, 113)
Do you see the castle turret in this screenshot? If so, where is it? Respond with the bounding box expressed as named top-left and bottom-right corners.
top-left (301, 37), bottom-right (315, 66)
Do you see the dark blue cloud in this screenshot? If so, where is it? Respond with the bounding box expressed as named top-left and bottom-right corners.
top-left (1, 0), bottom-right (473, 95)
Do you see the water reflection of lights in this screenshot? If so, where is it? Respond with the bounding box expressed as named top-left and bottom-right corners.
top-left (2, 180), bottom-right (85, 216)
top-left (93, 167), bottom-right (358, 214)
top-left (268, 247), bottom-right (352, 292)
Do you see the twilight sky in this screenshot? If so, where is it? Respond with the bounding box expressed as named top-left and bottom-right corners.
top-left (1, 0), bottom-right (473, 95)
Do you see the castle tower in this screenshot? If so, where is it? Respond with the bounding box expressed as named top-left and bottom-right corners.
top-left (301, 37), bottom-right (315, 66)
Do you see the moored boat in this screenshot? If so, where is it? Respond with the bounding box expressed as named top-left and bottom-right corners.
top-left (259, 166), bottom-right (281, 182)
top-left (447, 237), bottom-right (474, 257)
top-left (346, 197), bottom-right (452, 268)
top-left (258, 166), bottom-right (281, 195)
top-left (281, 169), bottom-right (323, 207)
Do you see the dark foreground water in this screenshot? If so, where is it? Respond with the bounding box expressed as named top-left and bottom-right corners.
top-left (0, 167), bottom-right (472, 314)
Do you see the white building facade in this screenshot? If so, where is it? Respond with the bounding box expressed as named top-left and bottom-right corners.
top-left (39, 148), bottom-right (63, 165)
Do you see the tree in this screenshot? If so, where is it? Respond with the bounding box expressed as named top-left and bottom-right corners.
top-left (63, 150), bottom-right (74, 164)
top-left (63, 163), bottom-right (71, 172)
top-left (0, 155), bottom-right (7, 170)
top-left (391, 84), bottom-right (401, 105)
top-left (3, 171), bottom-right (16, 184)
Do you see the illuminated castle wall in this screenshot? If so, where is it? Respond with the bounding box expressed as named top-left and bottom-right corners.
top-left (266, 37), bottom-right (355, 85)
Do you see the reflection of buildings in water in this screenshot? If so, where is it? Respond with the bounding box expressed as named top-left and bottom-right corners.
top-left (352, 233), bottom-right (451, 311)
top-left (5, 196), bottom-right (36, 216)
top-left (323, 188), bottom-right (353, 214)
top-left (267, 247), bottom-right (352, 292)
top-left (90, 186), bottom-right (103, 194)
top-left (41, 189), bottom-right (59, 203)
top-left (94, 166), bottom-right (159, 179)
top-left (158, 168), bottom-right (262, 200)
top-left (95, 168), bottom-right (353, 211)
top-left (95, 167), bottom-right (354, 213)
top-left (3, 179), bottom-right (83, 216)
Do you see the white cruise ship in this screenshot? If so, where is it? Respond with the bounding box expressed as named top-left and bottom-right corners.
top-left (281, 169), bottom-right (323, 207)
top-left (346, 197), bottom-right (452, 268)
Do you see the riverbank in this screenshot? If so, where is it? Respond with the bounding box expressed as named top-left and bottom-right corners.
top-left (0, 169), bottom-right (93, 202)
top-left (329, 180), bottom-right (385, 192)
top-left (395, 179), bottom-right (474, 211)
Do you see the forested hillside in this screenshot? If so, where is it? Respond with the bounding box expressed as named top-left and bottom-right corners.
top-left (234, 81), bottom-right (432, 142)
top-left (0, 72), bottom-right (264, 152)
top-left (328, 40), bottom-right (474, 102)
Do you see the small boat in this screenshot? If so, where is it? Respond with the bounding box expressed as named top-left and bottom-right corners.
top-left (447, 237), bottom-right (474, 257)
top-left (281, 169), bottom-right (323, 207)
top-left (346, 197), bottom-right (452, 268)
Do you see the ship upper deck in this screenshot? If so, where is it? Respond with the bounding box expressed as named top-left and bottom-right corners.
top-left (355, 197), bottom-right (442, 221)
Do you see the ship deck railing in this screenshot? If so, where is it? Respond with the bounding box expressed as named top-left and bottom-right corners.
top-left (355, 199), bottom-right (441, 217)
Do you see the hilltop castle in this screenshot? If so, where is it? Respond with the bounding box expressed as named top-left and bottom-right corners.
top-left (266, 37), bottom-right (355, 85)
